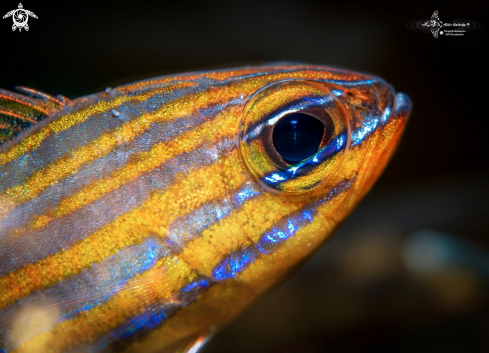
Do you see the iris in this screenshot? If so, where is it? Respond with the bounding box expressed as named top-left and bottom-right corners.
top-left (272, 113), bottom-right (324, 163)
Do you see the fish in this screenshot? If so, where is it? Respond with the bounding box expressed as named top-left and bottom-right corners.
top-left (0, 64), bottom-right (411, 353)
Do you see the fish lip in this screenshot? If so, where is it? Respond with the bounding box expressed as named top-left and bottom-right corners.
top-left (390, 92), bottom-right (412, 125)
top-left (378, 91), bottom-right (412, 153)
top-left (345, 91), bottom-right (412, 207)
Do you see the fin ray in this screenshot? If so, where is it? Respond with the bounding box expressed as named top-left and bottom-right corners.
top-left (0, 87), bottom-right (69, 146)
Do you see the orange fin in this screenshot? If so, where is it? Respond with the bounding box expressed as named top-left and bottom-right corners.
top-left (0, 86), bottom-right (70, 146)
top-left (178, 333), bottom-right (213, 353)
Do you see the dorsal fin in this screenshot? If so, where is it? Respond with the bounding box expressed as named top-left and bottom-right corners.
top-left (0, 87), bottom-right (71, 146)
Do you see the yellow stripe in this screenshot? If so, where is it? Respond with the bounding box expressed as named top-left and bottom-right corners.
top-left (0, 152), bottom-right (246, 310)
top-left (11, 255), bottom-right (194, 353)
top-left (0, 84), bottom-right (193, 166)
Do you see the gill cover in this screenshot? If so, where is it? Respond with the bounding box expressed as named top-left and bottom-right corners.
top-left (238, 80), bottom-right (350, 194)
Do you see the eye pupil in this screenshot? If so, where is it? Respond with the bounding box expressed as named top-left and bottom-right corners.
top-left (272, 113), bottom-right (324, 163)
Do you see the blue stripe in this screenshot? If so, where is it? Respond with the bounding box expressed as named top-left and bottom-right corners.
top-left (316, 79), bottom-right (377, 87)
top-left (261, 132), bottom-right (347, 188)
top-left (351, 115), bottom-right (380, 146)
top-left (88, 276), bottom-right (215, 353)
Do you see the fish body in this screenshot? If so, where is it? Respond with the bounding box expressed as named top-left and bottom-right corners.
top-left (0, 65), bottom-right (411, 353)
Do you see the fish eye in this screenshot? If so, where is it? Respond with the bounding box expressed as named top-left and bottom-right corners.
top-left (272, 112), bottom-right (326, 164)
top-left (238, 80), bottom-right (351, 194)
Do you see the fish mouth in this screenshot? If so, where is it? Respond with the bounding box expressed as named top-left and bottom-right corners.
top-left (375, 91), bottom-right (412, 151)
top-left (371, 91), bottom-right (412, 174)
top-left (390, 92), bottom-right (412, 127)
top-left (346, 91), bottom-right (412, 206)
top-left (375, 91), bottom-right (412, 167)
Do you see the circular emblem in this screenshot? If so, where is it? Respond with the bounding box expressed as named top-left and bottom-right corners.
top-left (12, 8), bottom-right (28, 27)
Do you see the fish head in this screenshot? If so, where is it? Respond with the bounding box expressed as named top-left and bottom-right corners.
top-left (172, 65), bottom-right (411, 338)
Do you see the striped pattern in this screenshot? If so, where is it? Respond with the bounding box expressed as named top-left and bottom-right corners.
top-left (0, 87), bottom-right (70, 145)
top-left (0, 65), bottom-right (410, 353)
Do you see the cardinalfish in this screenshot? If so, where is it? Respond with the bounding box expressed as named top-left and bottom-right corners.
top-left (0, 65), bottom-right (411, 353)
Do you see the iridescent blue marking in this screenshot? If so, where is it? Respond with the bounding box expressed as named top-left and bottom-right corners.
top-left (213, 247), bottom-right (260, 280)
top-left (332, 89), bottom-right (343, 96)
top-left (381, 106), bottom-right (391, 124)
top-left (235, 184), bottom-right (261, 204)
top-left (90, 275), bottom-right (216, 353)
top-left (181, 278), bottom-right (211, 293)
top-left (264, 173), bottom-right (286, 183)
top-left (317, 79), bottom-right (376, 87)
top-left (92, 305), bottom-right (168, 352)
top-left (336, 134), bottom-right (345, 150)
top-left (287, 220), bottom-right (295, 233)
top-left (351, 115), bottom-right (379, 146)
top-left (256, 211), bottom-right (314, 254)
top-left (261, 132), bottom-right (347, 188)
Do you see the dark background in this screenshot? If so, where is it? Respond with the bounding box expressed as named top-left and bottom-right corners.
top-left (2, 1), bottom-right (488, 352)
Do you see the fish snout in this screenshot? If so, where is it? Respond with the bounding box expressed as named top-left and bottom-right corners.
top-left (349, 91), bottom-right (412, 200)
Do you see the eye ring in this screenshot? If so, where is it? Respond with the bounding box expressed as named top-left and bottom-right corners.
top-left (238, 80), bottom-right (351, 195)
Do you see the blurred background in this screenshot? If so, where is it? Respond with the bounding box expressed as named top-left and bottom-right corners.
top-left (2, 0), bottom-right (488, 352)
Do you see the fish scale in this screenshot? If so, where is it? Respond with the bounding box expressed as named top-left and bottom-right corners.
top-left (0, 64), bottom-right (411, 353)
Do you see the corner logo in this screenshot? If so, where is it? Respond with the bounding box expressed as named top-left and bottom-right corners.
top-left (3, 3), bottom-right (37, 32)
top-left (406, 10), bottom-right (480, 38)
